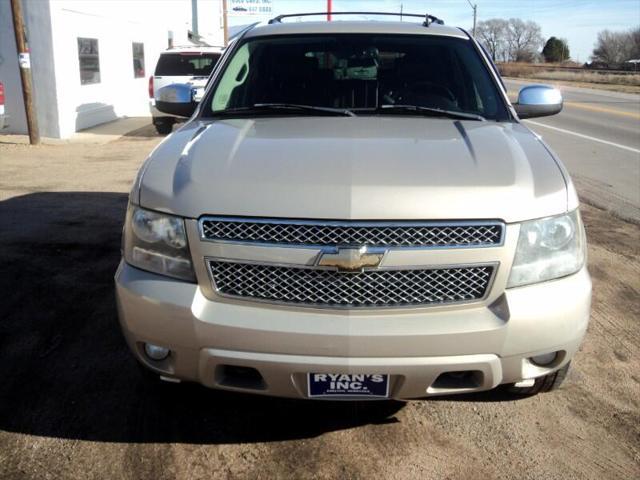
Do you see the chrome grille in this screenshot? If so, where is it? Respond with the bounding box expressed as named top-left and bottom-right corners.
top-left (200, 218), bottom-right (503, 248)
top-left (208, 261), bottom-right (494, 308)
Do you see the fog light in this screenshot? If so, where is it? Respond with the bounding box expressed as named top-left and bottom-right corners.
top-left (144, 343), bottom-right (170, 361)
top-left (531, 352), bottom-right (557, 366)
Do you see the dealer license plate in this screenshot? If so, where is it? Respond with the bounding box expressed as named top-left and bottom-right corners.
top-left (308, 373), bottom-right (389, 398)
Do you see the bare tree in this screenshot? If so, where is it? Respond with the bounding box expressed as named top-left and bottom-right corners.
top-left (631, 27), bottom-right (640, 59)
top-left (591, 27), bottom-right (640, 66)
top-left (591, 30), bottom-right (628, 65)
top-left (476, 19), bottom-right (508, 61)
top-left (506, 18), bottom-right (544, 62)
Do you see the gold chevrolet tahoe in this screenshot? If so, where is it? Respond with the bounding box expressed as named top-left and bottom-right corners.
top-left (115, 13), bottom-right (591, 399)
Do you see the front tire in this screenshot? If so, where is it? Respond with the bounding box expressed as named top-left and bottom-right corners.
top-left (508, 362), bottom-right (571, 395)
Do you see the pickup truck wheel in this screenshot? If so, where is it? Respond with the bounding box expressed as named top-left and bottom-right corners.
top-left (155, 122), bottom-right (173, 135)
top-left (507, 362), bottom-right (571, 396)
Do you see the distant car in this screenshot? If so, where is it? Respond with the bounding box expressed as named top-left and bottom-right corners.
top-left (148, 47), bottom-right (223, 134)
top-left (0, 81), bottom-right (7, 130)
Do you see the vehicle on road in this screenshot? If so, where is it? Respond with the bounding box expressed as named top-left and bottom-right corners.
top-left (116, 13), bottom-right (591, 399)
top-left (148, 46), bottom-right (223, 134)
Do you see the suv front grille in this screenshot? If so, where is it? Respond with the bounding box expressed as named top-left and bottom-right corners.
top-left (200, 218), bottom-right (503, 248)
top-left (208, 261), bottom-right (494, 308)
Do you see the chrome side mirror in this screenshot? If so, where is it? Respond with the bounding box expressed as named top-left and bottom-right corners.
top-left (155, 84), bottom-right (198, 118)
top-left (514, 85), bottom-right (563, 119)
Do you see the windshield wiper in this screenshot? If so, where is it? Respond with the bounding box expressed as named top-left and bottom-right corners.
top-left (215, 103), bottom-right (356, 117)
top-left (375, 105), bottom-right (485, 121)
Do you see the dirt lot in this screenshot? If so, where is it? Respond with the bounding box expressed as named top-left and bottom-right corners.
top-left (0, 126), bottom-right (638, 480)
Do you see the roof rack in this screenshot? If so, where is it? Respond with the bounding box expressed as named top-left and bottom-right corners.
top-left (268, 12), bottom-right (445, 27)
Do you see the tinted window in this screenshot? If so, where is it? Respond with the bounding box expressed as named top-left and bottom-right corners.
top-left (209, 34), bottom-right (508, 120)
top-left (154, 53), bottom-right (221, 76)
top-left (77, 37), bottom-right (100, 85)
top-left (132, 42), bottom-right (145, 78)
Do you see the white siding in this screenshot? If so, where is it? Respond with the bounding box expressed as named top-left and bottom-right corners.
top-left (0, 0), bottom-right (223, 138)
top-left (0, 0), bottom-right (60, 137)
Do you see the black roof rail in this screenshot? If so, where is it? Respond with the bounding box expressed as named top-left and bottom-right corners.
top-left (268, 12), bottom-right (444, 27)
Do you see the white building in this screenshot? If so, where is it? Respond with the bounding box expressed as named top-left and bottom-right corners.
top-left (0, 0), bottom-right (224, 138)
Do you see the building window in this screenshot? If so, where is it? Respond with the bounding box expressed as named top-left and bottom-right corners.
top-left (132, 42), bottom-right (145, 78)
top-left (77, 38), bottom-right (100, 85)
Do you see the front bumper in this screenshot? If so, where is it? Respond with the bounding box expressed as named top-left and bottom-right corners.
top-left (115, 261), bottom-right (591, 399)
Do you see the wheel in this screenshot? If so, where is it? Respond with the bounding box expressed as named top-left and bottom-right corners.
top-left (507, 362), bottom-right (571, 395)
top-left (154, 122), bottom-right (173, 135)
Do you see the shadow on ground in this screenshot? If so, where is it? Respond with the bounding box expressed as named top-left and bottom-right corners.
top-left (0, 191), bottom-right (407, 444)
top-left (0, 192), bottom-right (525, 444)
top-left (124, 119), bottom-right (186, 138)
top-left (123, 124), bottom-right (163, 138)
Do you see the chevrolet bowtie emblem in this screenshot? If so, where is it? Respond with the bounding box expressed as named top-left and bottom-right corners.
top-left (316, 246), bottom-right (385, 273)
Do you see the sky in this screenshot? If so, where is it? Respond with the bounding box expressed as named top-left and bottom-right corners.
top-left (228, 0), bottom-right (640, 63)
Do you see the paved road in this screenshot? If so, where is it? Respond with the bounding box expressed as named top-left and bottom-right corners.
top-left (504, 79), bottom-right (640, 223)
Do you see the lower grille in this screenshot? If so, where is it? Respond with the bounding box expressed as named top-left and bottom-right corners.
top-left (208, 261), bottom-right (494, 308)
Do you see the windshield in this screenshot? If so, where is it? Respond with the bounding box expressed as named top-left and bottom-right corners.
top-left (155, 52), bottom-right (221, 77)
top-left (205, 34), bottom-right (508, 120)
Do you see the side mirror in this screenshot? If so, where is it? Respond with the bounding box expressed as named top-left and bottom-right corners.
top-left (155, 84), bottom-right (198, 118)
top-left (514, 85), bottom-right (563, 119)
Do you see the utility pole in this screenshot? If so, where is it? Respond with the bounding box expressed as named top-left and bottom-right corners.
top-left (327, 0), bottom-right (332, 21)
top-left (222, 0), bottom-right (228, 46)
top-left (466, 0), bottom-right (477, 37)
top-left (191, 0), bottom-right (198, 37)
top-left (10, 0), bottom-right (39, 144)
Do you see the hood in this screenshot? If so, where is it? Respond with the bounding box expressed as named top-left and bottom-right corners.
top-left (138, 117), bottom-right (568, 222)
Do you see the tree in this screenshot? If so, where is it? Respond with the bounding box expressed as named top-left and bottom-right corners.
top-left (591, 30), bottom-right (627, 65)
top-left (476, 19), bottom-right (509, 61)
top-left (627, 26), bottom-right (640, 59)
top-left (542, 37), bottom-right (570, 62)
top-left (506, 18), bottom-right (544, 62)
top-left (591, 27), bottom-right (640, 66)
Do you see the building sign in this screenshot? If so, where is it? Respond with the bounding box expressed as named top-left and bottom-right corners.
top-left (229, 0), bottom-right (273, 17)
top-left (18, 52), bottom-right (31, 69)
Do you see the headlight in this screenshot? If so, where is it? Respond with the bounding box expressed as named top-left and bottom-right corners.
top-left (507, 210), bottom-right (585, 288)
top-left (123, 205), bottom-right (196, 282)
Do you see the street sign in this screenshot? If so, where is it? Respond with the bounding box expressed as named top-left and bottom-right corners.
top-left (229, 0), bottom-right (273, 17)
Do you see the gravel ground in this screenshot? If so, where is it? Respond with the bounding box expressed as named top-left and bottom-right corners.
top-left (0, 125), bottom-right (638, 480)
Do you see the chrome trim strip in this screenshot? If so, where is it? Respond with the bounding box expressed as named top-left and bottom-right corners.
top-left (204, 257), bottom-right (499, 310)
top-left (198, 216), bottom-right (506, 249)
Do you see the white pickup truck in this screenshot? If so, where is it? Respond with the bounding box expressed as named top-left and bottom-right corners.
top-left (148, 46), bottom-right (223, 134)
